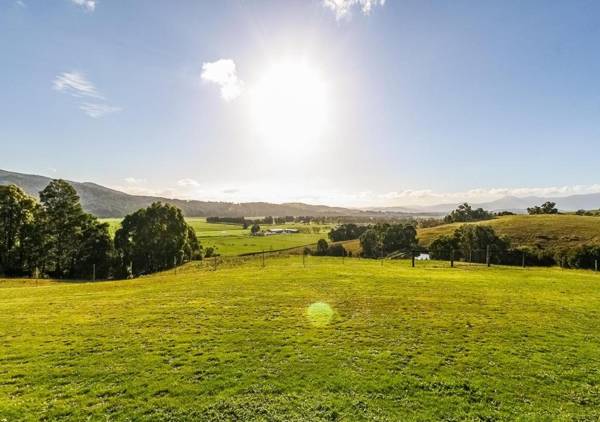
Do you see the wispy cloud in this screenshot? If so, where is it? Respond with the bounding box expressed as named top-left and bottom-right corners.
top-left (53, 71), bottom-right (103, 99)
top-left (80, 102), bottom-right (121, 118)
top-left (201, 59), bottom-right (244, 101)
top-left (15, 0), bottom-right (26, 8)
top-left (53, 71), bottom-right (121, 118)
top-left (124, 177), bottom-right (146, 185)
top-left (177, 178), bottom-right (201, 187)
top-left (323, 0), bottom-right (385, 20)
top-left (71, 0), bottom-right (96, 12)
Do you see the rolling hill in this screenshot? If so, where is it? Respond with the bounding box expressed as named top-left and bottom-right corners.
top-left (417, 214), bottom-right (600, 251)
top-left (0, 169), bottom-right (377, 218)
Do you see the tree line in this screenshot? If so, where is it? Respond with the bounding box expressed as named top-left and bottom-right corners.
top-left (0, 181), bottom-right (201, 279)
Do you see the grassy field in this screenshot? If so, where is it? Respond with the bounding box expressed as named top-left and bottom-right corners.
top-left (101, 218), bottom-right (334, 256)
top-left (1, 257), bottom-right (600, 420)
top-left (418, 214), bottom-right (600, 250)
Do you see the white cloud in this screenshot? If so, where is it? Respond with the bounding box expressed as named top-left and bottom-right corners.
top-left (177, 178), bottom-right (201, 187)
top-left (80, 102), bottom-right (122, 118)
top-left (323, 0), bottom-right (385, 20)
top-left (124, 177), bottom-right (146, 185)
top-left (201, 59), bottom-right (244, 101)
top-left (53, 71), bottom-right (121, 118)
top-left (53, 71), bottom-right (103, 99)
top-left (16, 1), bottom-right (26, 8)
top-left (71, 0), bottom-right (96, 12)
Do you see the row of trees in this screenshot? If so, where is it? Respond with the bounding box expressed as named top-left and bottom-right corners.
top-left (428, 224), bottom-right (600, 269)
top-left (328, 223), bottom-right (368, 242)
top-left (527, 201), bottom-right (558, 215)
top-left (443, 203), bottom-right (494, 224)
top-left (0, 181), bottom-right (201, 279)
top-left (359, 223), bottom-right (418, 258)
top-left (0, 182), bottom-right (112, 278)
top-left (428, 225), bottom-right (509, 264)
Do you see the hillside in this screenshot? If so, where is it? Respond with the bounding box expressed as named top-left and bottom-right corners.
top-left (2, 257), bottom-right (600, 420)
top-left (0, 169), bottom-right (376, 218)
top-left (418, 214), bottom-right (600, 250)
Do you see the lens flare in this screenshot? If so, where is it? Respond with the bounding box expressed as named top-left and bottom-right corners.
top-left (306, 302), bottom-right (334, 327)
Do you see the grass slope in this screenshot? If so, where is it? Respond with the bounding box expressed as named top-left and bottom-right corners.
top-left (418, 214), bottom-right (600, 250)
top-left (1, 257), bottom-right (600, 420)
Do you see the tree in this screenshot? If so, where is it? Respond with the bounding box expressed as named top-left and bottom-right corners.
top-left (71, 215), bottom-right (114, 279)
top-left (250, 223), bottom-right (261, 235)
top-left (429, 234), bottom-right (461, 260)
top-left (328, 223), bottom-right (367, 242)
top-left (380, 223), bottom-right (418, 255)
top-left (40, 179), bottom-right (112, 279)
top-left (527, 201), bottom-right (558, 215)
top-left (0, 185), bottom-right (39, 275)
top-left (444, 203), bottom-right (493, 223)
top-left (316, 238), bottom-right (329, 256)
top-left (566, 245), bottom-right (600, 270)
top-left (454, 224), bottom-right (509, 263)
top-left (327, 243), bottom-right (347, 257)
top-left (360, 229), bottom-right (381, 258)
top-left (114, 202), bottom-right (201, 276)
top-left (40, 180), bottom-right (87, 277)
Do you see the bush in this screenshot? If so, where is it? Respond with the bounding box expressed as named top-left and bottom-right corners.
top-left (327, 244), bottom-right (347, 257)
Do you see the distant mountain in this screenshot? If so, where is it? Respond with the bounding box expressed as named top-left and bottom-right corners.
top-left (376, 193), bottom-right (600, 214)
top-left (0, 169), bottom-right (391, 218)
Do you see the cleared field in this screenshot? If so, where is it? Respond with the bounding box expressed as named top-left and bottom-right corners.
top-left (102, 218), bottom-right (334, 256)
top-left (1, 257), bottom-right (600, 420)
top-left (418, 214), bottom-right (600, 250)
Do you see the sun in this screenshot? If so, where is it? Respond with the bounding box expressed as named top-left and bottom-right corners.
top-left (250, 60), bottom-right (330, 152)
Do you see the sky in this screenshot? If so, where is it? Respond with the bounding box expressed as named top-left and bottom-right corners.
top-left (2, 0), bottom-right (600, 207)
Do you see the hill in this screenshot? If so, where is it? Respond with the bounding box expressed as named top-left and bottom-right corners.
top-left (1, 257), bottom-right (600, 420)
top-left (417, 214), bottom-right (600, 251)
top-left (0, 169), bottom-right (379, 218)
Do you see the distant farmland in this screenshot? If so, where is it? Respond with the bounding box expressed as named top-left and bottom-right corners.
top-left (102, 218), bottom-right (334, 256)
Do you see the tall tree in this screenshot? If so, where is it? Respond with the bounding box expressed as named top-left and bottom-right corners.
top-left (40, 180), bottom-right (86, 277)
top-left (360, 229), bottom-right (381, 258)
top-left (114, 202), bottom-right (201, 276)
top-left (72, 215), bottom-right (114, 279)
top-left (0, 185), bottom-right (38, 275)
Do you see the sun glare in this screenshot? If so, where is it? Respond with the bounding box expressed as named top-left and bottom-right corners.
top-left (250, 60), bottom-right (329, 152)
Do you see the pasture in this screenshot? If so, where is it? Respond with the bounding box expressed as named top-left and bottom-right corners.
top-left (101, 217), bottom-right (334, 256)
top-left (1, 257), bottom-right (600, 420)
top-left (418, 214), bottom-right (600, 250)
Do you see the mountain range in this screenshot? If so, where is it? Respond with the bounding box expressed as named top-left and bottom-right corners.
top-left (2, 169), bottom-right (599, 217)
top-left (371, 193), bottom-right (600, 214)
top-left (0, 169), bottom-right (395, 218)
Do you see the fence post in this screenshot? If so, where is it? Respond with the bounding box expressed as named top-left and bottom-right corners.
top-left (411, 252), bottom-right (415, 268)
top-left (262, 250), bottom-right (265, 268)
top-left (213, 255), bottom-right (217, 271)
top-left (595, 259), bottom-right (598, 272)
top-left (450, 249), bottom-right (454, 268)
top-left (92, 263), bottom-right (96, 282)
top-left (486, 245), bottom-right (491, 267)
top-left (174, 256), bottom-right (177, 275)
top-left (522, 251), bottom-right (526, 268)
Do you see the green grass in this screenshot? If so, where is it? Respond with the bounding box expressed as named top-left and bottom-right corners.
top-left (418, 214), bottom-right (600, 250)
top-left (101, 218), bottom-right (334, 256)
top-left (1, 257), bottom-right (600, 420)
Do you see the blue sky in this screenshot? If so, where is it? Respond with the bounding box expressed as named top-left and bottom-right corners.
top-left (2, 0), bottom-right (600, 206)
